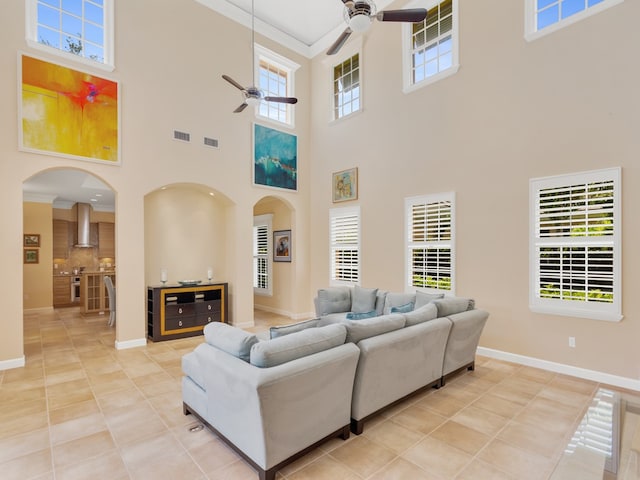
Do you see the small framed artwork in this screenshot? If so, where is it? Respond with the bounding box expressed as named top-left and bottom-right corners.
top-left (333, 167), bottom-right (358, 203)
top-left (23, 234), bottom-right (40, 247)
top-left (24, 249), bottom-right (39, 264)
top-left (273, 230), bottom-right (292, 262)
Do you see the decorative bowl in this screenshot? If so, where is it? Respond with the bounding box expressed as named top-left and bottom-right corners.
top-left (178, 280), bottom-right (201, 286)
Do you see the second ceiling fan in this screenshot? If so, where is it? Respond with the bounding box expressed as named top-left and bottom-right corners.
top-left (222, 0), bottom-right (298, 113)
top-left (327, 0), bottom-right (428, 55)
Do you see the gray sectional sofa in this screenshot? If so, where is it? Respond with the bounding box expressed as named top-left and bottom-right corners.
top-left (181, 286), bottom-right (488, 480)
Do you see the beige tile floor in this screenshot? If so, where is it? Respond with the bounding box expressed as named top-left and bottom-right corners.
top-left (1, 306), bottom-right (639, 480)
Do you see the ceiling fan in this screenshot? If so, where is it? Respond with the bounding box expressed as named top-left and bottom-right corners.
top-left (327, 0), bottom-right (428, 55)
top-left (222, 0), bottom-right (298, 113)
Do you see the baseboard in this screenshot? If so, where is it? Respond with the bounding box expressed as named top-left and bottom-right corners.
top-left (24, 307), bottom-right (54, 313)
top-left (254, 304), bottom-right (315, 321)
top-left (0, 356), bottom-right (25, 371)
top-left (478, 346), bottom-right (640, 392)
top-left (115, 338), bottom-right (147, 350)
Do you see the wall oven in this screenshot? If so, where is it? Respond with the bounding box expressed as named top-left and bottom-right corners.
top-left (71, 276), bottom-right (81, 303)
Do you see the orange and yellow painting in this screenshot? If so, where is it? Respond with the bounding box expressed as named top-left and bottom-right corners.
top-left (20, 54), bottom-right (119, 164)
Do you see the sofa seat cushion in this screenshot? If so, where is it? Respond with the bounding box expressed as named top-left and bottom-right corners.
top-left (269, 318), bottom-right (320, 339)
top-left (383, 293), bottom-right (417, 315)
top-left (204, 322), bottom-right (259, 362)
top-left (433, 297), bottom-right (474, 317)
top-left (181, 350), bottom-right (204, 390)
top-left (351, 286), bottom-right (379, 313)
top-left (344, 313), bottom-right (406, 344)
top-left (403, 303), bottom-right (438, 327)
top-left (250, 324), bottom-right (347, 368)
top-left (316, 287), bottom-right (352, 315)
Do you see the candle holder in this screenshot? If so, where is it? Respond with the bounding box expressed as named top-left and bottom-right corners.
top-left (160, 268), bottom-right (168, 285)
top-left (207, 267), bottom-right (213, 283)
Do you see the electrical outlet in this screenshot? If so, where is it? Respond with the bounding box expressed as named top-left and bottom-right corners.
top-left (568, 336), bottom-right (576, 348)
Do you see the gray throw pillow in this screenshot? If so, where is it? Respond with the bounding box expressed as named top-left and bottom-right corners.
top-left (344, 314), bottom-right (406, 344)
top-left (269, 318), bottom-right (320, 339)
top-left (204, 322), bottom-right (258, 362)
top-left (351, 285), bottom-right (379, 313)
top-left (346, 310), bottom-right (377, 320)
top-left (390, 302), bottom-right (414, 313)
top-left (383, 292), bottom-right (417, 315)
top-left (414, 290), bottom-right (445, 309)
top-left (375, 291), bottom-right (388, 316)
top-left (403, 303), bottom-right (438, 327)
top-left (316, 287), bottom-right (351, 315)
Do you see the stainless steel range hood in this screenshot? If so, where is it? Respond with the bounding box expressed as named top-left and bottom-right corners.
top-left (75, 203), bottom-right (94, 247)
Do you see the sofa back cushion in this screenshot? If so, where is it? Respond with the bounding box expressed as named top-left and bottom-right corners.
top-left (344, 313), bottom-right (406, 344)
top-left (433, 297), bottom-right (475, 317)
top-left (316, 287), bottom-right (351, 315)
top-left (351, 286), bottom-right (379, 313)
top-left (204, 322), bottom-right (259, 362)
top-left (403, 303), bottom-right (438, 327)
top-left (269, 318), bottom-right (320, 339)
top-left (383, 293), bottom-right (416, 315)
top-left (414, 291), bottom-right (445, 309)
top-left (250, 324), bottom-right (347, 368)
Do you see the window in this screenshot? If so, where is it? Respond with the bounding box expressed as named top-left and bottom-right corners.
top-left (255, 45), bottom-right (299, 126)
top-left (403, 0), bottom-right (459, 92)
top-left (525, 0), bottom-right (623, 41)
top-left (529, 167), bottom-right (621, 321)
top-left (405, 193), bottom-right (455, 294)
top-left (330, 206), bottom-right (360, 285)
top-left (333, 53), bottom-right (361, 120)
top-left (253, 214), bottom-right (272, 296)
top-left (26, 0), bottom-right (114, 70)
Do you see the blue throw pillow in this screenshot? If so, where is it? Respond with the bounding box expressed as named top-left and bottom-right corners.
top-left (346, 310), bottom-right (377, 320)
top-left (391, 302), bottom-right (414, 314)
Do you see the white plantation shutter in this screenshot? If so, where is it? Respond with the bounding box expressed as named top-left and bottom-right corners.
top-left (253, 215), bottom-right (272, 295)
top-left (405, 193), bottom-right (455, 293)
top-left (330, 206), bottom-right (360, 285)
top-left (530, 168), bottom-right (621, 321)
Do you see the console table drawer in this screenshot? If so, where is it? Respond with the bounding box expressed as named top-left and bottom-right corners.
top-left (165, 315), bottom-right (196, 331)
top-left (195, 300), bottom-right (221, 314)
top-left (165, 303), bottom-right (195, 318)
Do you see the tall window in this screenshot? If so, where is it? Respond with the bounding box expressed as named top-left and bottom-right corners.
top-left (405, 193), bottom-right (455, 293)
top-left (529, 167), bottom-right (621, 321)
top-left (253, 214), bottom-right (272, 296)
top-left (333, 53), bottom-right (361, 120)
top-left (255, 45), bottom-right (299, 126)
top-left (330, 206), bottom-right (360, 285)
top-left (403, 0), bottom-right (459, 91)
top-left (26, 0), bottom-right (114, 70)
top-left (525, 0), bottom-right (623, 41)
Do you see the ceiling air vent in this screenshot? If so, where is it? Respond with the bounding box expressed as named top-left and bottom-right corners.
top-left (204, 137), bottom-right (219, 148)
top-left (173, 130), bottom-right (190, 142)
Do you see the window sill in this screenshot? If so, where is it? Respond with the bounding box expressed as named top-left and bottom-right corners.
top-left (530, 304), bottom-right (623, 322)
top-left (25, 40), bottom-right (115, 72)
top-left (403, 64), bottom-right (460, 95)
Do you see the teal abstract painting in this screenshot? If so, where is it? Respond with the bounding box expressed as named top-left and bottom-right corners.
top-left (253, 123), bottom-right (297, 191)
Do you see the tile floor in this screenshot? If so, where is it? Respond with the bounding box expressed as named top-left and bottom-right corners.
top-left (1, 307), bottom-right (639, 479)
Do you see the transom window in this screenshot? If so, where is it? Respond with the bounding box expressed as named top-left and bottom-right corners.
top-left (253, 214), bottom-right (272, 296)
top-left (255, 45), bottom-right (299, 126)
top-left (26, 0), bottom-right (114, 70)
top-left (405, 193), bottom-right (455, 294)
top-left (525, 0), bottom-right (623, 41)
top-left (333, 53), bottom-right (361, 120)
top-left (403, 0), bottom-right (459, 92)
top-left (330, 206), bottom-right (360, 286)
top-left (529, 167), bottom-right (622, 321)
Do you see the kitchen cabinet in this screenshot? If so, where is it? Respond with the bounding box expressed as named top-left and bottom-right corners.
top-left (53, 220), bottom-right (70, 258)
top-left (53, 276), bottom-right (72, 307)
top-left (147, 283), bottom-right (228, 341)
top-left (98, 222), bottom-right (115, 258)
top-left (81, 273), bottom-right (115, 314)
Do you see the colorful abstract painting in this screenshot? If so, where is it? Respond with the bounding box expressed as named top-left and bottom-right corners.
top-left (253, 123), bottom-right (297, 191)
top-left (20, 54), bottom-right (119, 164)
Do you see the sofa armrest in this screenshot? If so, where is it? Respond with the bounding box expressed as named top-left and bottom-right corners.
top-left (194, 342), bottom-right (360, 470)
top-left (442, 309), bottom-right (489, 377)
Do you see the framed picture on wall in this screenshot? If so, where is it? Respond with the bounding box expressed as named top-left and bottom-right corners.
top-left (333, 167), bottom-right (358, 203)
top-left (273, 230), bottom-right (292, 262)
top-left (24, 249), bottom-right (39, 264)
top-left (253, 123), bottom-right (297, 191)
top-left (23, 234), bottom-right (40, 247)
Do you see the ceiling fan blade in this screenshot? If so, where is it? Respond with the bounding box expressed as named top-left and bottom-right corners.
top-left (264, 96), bottom-right (298, 105)
top-left (222, 75), bottom-right (246, 92)
top-left (233, 103), bottom-right (249, 113)
top-left (327, 28), bottom-right (353, 55)
top-left (376, 8), bottom-right (427, 23)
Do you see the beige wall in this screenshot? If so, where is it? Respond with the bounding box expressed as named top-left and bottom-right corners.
top-left (23, 202), bottom-right (53, 310)
top-left (309, 0), bottom-right (640, 380)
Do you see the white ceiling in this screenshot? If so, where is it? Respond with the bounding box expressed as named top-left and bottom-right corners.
top-left (194, 0), bottom-right (396, 58)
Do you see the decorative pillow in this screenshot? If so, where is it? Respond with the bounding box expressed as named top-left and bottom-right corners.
top-left (204, 322), bottom-right (258, 362)
top-left (433, 297), bottom-right (474, 317)
top-left (375, 291), bottom-right (388, 316)
top-left (351, 286), bottom-right (379, 313)
top-left (346, 310), bottom-right (377, 320)
top-left (383, 293), bottom-right (416, 315)
top-left (250, 324), bottom-right (347, 368)
top-left (403, 303), bottom-right (438, 327)
top-left (344, 314), bottom-right (406, 344)
top-left (316, 287), bottom-right (351, 315)
top-left (390, 302), bottom-right (414, 313)
top-left (414, 291), bottom-right (445, 309)
top-left (270, 318), bottom-right (320, 339)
